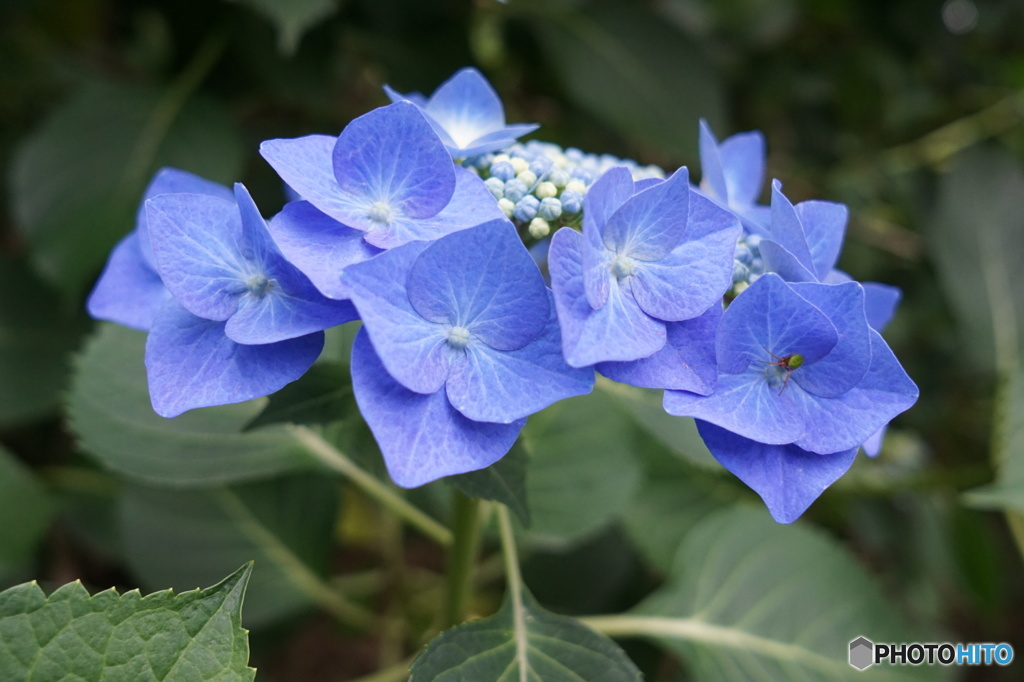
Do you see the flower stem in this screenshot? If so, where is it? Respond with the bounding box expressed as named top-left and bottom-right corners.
top-left (290, 425), bottom-right (452, 546)
top-left (442, 490), bottom-right (482, 628)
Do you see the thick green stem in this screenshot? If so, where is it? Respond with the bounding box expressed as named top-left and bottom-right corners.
top-left (442, 490), bottom-right (482, 628)
top-left (291, 426), bottom-right (452, 546)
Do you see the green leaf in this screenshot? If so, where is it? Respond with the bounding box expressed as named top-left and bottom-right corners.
top-left (410, 586), bottom-right (642, 682)
top-left (68, 323), bottom-right (316, 486)
top-left (246, 361), bottom-right (353, 430)
top-left (0, 445), bottom-right (54, 564)
top-left (10, 80), bottom-right (243, 298)
top-left (631, 507), bottom-right (938, 680)
top-left (449, 443), bottom-right (530, 525)
top-left (0, 564), bottom-right (255, 682)
top-left (0, 256), bottom-right (88, 425)
top-left (229, 0), bottom-right (338, 53)
top-left (119, 475), bottom-right (339, 628)
top-left (520, 391), bottom-right (642, 544)
top-left (532, 0), bottom-right (723, 162)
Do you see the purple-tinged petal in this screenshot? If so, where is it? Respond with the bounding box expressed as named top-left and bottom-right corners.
top-left (861, 426), bottom-right (886, 457)
top-left (862, 282), bottom-right (901, 332)
top-left (715, 273), bottom-right (837, 375)
top-left (259, 134), bottom-right (360, 226)
top-left (268, 201), bottom-right (382, 300)
top-left (603, 167), bottom-right (690, 260)
top-left (790, 330), bottom-right (918, 454)
top-left (445, 293), bottom-right (594, 423)
top-left (146, 193), bottom-right (247, 321)
top-left (362, 166), bottom-right (506, 249)
top-left (407, 219), bottom-right (549, 351)
top-left (351, 329), bottom-right (522, 488)
top-left (549, 228), bottom-right (665, 367)
top-left (718, 130), bottom-right (766, 207)
top-left (383, 84), bottom-right (428, 108)
top-left (788, 281), bottom-right (871, 398)
top-left (698, 120), bottom-right (728, 202)
top-left (796, 200), bottom-right (847, 280)
top-left (342, 240), bottom-right (452, 394)
top-left (332, 102), bottom-right (455, 220)
top-left (87, 231), bottom-right (169, 331)
top-left (225, 286), bottom-right (358, 345)
top-left (767, 181), bottom-right (815, 272)
top-left (629, 190), bottom-right (740, 321)
top-left (581, 167), bottom-right (635, 310)
top-left (736, 204), bottom-right (772, 236)
top-left (423, 68), bottom-right (505, 149)
top-left (697, 421), bottom-right (858, 524)
top-left (759, 239), bottom-right (817, 282)
top-left (665, 366), bottom-right (806, 445)
top-left (145, 300), bottom-right (322, 418)
top-left (598, 303), bottom-right (720, 393)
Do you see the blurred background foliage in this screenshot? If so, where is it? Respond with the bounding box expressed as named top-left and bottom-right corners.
top-left (2, 0), bottom-right (1024, 679)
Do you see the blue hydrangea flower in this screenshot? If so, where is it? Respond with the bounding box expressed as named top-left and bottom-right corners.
top-left (343, 219), bottom-right (593, 487)
top-left (664, 273), bottom-right (918, 522)
top-left (548, 166), bottom-right (741, 383)
top-left (87, 168), bottom-right (232, 330)
top-left (260, 102), bottom-right (505, 267)
top-left (698, 120), bottom-right (771, 234)
top-left (384, 67), bottom-right (539, 158)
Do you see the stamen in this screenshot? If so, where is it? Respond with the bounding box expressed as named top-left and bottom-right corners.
top-left (367, 201), bottom-right (393, 224)
top-left (446, 325), bottom-right (472, 350)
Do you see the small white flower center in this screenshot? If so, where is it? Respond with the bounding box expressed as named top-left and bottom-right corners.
top-left (245, 274), bottom-right (274, 297)
top-left (367, 201), bottom-right (393, 224)
top-left (610, 254), bottom-right (636, 280)
top-left (446, 325), bottom-right (472, 350)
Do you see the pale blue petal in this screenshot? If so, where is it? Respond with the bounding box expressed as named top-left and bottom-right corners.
top-left (603, 167), bottom-right (690, 260)
top-left (268, 201), bottom-right (382, 300)
top-left (629, 190), bottom-right (740, 321)
top-left (861, 426), bottom-right (885, 457)
top-left (789, 281), bottom-right (871, 398)
top-left (862, 282), bottom-right (901, 332)
top-left (453, 124), bottom-right (540, 158)
top-left (795, 200), bottom-right (847, 280)
top-left (225, 287), bottom-right (358, 345)
top-left (791, 330), bottom-right (919, 454)
top-left (715, 273), bottom-right (837, 375)
top-left (549, 228), bottom-right (665, 367)
top-left (146, 192), bottom-right (247, 321)
top-left (598, 303), bottom-right (720, 393)
top-left (664, 367), bottom-right (806, 444)
top-left (351, 329), bottom-right (523, 488)
top-left (697, 421), bottom-right (858, 524)
top-left (87, 231), bottom-right (169, 331)
top-left (332, 102), bottom-right (455, 219)
top-left (383, 84), bottom-right (428, 108)
top-left (718, 130), bottom-right (766, 207)
top-left (145, 300), bottom-right (322, 418)
top-left (445, 293), bottom-right (594, 423)
top-left (759, 238), bottom-right (817, 282)
top-left (423, 68), bottom-right (505, 150)
top-left (767, 181), bottom-right (815, 272)
top-left (583, 166), bottom-right (635, 246)
top-left (342, 240), bottom-right (452, 394)
top-left (698, 120), bottom-right (728, 202)
top-left (407, 219), bottom-right (549, 351)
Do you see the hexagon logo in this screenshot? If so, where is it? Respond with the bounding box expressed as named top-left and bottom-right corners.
top-left (849, 636), bottom-right (874, 670)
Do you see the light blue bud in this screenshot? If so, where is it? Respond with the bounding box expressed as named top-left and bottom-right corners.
top-left (565, 147), bottom-right (584, 162)
top-left (529, 157), bottom-right (553, 177)
top-left (745, 233), bottom-right (762, 249)
top-left (484, 177), bottom-right (505, 200)
top-left (538, 197), bottom-right (563, 221)
top-left (560, 189), bottom-right (583, 214)
top-left (513, 195), bottom-right (540, 222)
top-left (549, 168), bottom-right (570, 187)
top-left (490, 160), bottom-right (516, 182)
top-left (732, 261), bottom-right (750, 284)
top-left (734, 243), bottom-right (753, 265)
top-left (570, 167), bottom-right (595, 184)
top-left (503, 178), bottom-right (528, 203)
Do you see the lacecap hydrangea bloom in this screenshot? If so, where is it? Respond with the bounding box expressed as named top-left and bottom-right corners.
top-left (86, 67), bottom-right (918, 521)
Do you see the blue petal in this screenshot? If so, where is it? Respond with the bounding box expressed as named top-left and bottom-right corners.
top-left (788, 281), bottom-right (871, 398)
top-left (406, 219), bottom-right (549, 351)
top-left (422, 68), bottom-right (505, 150)
top-left (549, 228), bottom-right (665, 367)
top-left (697, 421), bottom-right (858, 524)
top-left (351, 329), bottom-right (523, 488)
top-left (766, 181), bottom-right (815, 273)
top-left (259, 134), bottom-right (358, 226)
top-left (758, 238), bottom-right (817, 282)
top-left (146, 192), bottom-right (247, 321)
top-left (718, 130), bottom-right (766, 206)
top-left (715, 273), bottom-right (837, 375)
top-left (451, 123), bottom-right (540, 158)
top-left (603, 167), bottom-right (690, 260)
top-left (445, 292), bottom-right (594, 423)
top-left (862, 282), bottom-right (901, 332)
top-left (87, 231), bottom-right (169, 331)
top-left (580, 167), bottom-right (635, 310)
top-left (362, 166), bottom-right (506, 249)
top-left (861, 426), bottom-right (886, 457)
top-left (698, 120), bottom-right (728, 203)
top-left (268, 201), bottom-right (382, 300)
top-left (342, 240), bottom-right (452, 394)
top-left (664, 367), bottom-right (806, 445)
top-left (629, 190), bottom-right (740, 321)
top-left (145, 300), bottom-right (322, 418)
top-left (598, 303), bottom-right (720, 393)
top-left (332, 102), bottom-right (455, 220)
top-left (383, 84), bottom-right (428, 108)
top-left (795, 200), bottom-right (847, 280)
top-left (790, 329), bottom-right (918, 454)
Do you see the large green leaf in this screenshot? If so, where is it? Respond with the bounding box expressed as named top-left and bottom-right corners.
top-left (119, 475), bottom-right (339, 628)
top-left (532, 0), bottom-right (723, 162)
top-left (10, 80), bottom-right (243, 298)
top-left (0, 256), bottom-right (88, 425)
top-left (410, 586), bottom-right (642, 681)
top-left (246, 361), bottom-right (354, 430)
top-left (0, 564), bottom-right (255, 681)
top-left (0, 445), bottom-right (54, 564)
top-left (228, 0), bottom-right (338, 53)
top-left (449, 443), bottom-right (530, 525)
top-left (627, 507), bottom-right (937, 681)
top-left (520, 391), bottom-right (642, 544)
top-left (68, 323), bottom-right (316, 486)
